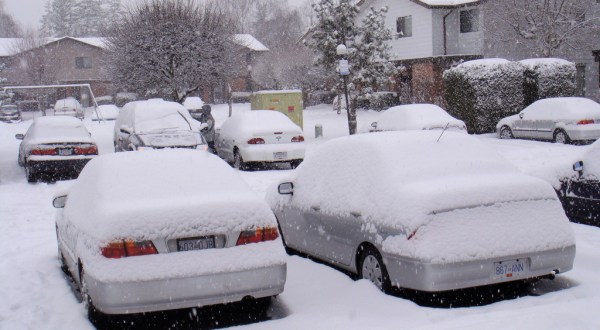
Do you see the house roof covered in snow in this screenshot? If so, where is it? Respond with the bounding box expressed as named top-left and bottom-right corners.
top-left (413, 0), bottom-right (481, 7)
top-left (232, 34), bottom-right (269, 52)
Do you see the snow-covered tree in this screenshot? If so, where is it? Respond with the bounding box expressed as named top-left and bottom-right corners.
top-left (41, 0), bottom-right (123, 37)
top-left (351, 6), bottom-right (396, 95)
top-left (309, 0), bottom-right (395, 134)
top-left (0, 0), bottom-right (21, 37)
top-left (107, 0), bottom-right (240, 103)
top-left (486, 0), bottom-right (600, 57)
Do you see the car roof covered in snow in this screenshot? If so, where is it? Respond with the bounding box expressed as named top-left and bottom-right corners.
top-left (375, 104), bottom-right (465, 131)
top-left (268, 131), bottom-right (558, 234)
top-left (524, 97), bottom-right (600, 120)
top-left (64, 149), bottom-right (276, 241)
top-left (27, 116), bottom-right (93, 144)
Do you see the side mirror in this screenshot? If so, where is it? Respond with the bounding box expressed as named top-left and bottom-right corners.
top-left (371, 122), bottom-right (378, 129)
top-left (119, 125), bottom-right (132, 135)
top-left (278, 182), bottom-right (294, 195)
top-left (573, 161), bottom-right (584, 177)
top-left (15, 134), bottom-right (24, 140)
top-left (518, 112), bottom-right (524, 119)
top-left (53, 195), bottom-right (67, 208)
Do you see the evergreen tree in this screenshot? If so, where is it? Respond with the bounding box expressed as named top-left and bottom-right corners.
top-left (41, 0), bottom-right (123, 37)
top-left (0, 0), bottom-right (21, 37)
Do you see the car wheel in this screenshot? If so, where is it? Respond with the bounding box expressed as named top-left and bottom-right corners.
top-left (358, 245), bottom-right (392, 293)
top-left (55, 227), bottom-right (69, 274)
top-left (234, 150), bottom-right (246, 170)
top-left (25, 165), bottom-right (37, 183)
top-left (290, 159), bottom-right (303, 169)
top-left (80, 269), bottom-right (107, 326)
top-left (499, 126), bottom-right (513, 139)
top-left (554, 129), bottom-right (571, 144)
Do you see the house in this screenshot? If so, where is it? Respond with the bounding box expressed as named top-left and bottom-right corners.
top-left (355, 0), bottom-right (600, 105)
top-left (0, 34), bottom-right (269, 105)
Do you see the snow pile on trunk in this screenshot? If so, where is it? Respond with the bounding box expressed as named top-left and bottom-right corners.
top-left (27, 116), bottom-right (94, 145)
top-left (64, 149), bottom-right (278, 242)
top-left (225, 110), bottom-right (302, 136)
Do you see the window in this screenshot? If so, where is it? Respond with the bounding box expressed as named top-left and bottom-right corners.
top-left (75, 57), bottom-right (92, 69)
top-left (460, 9), bottom-right (479, 33)
top-left (396, 16), bottom-right (412, 38)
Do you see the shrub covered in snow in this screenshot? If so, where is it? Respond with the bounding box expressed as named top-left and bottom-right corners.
top-left (444, 59), bottom-right (525, 134)
top-left (521, 58), bottom-right (576, 107)
top-left (356, 92), bottom-right (400, 111)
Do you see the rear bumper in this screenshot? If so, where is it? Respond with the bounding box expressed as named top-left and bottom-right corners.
top-left (240, 144), bottom-right (305, 162)
top-left (86, 263), bottom-right (286, 315)
top-left (0, 114), bottom-right (21, 121)
top-left (27, 157), bottom-right (94, 175)
top-left (383, 245), bottom-right (575, 292)
top-left (565, 125), bottom-right (600, 142)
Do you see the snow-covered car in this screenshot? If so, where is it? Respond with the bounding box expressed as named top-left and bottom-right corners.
top-left (497, 97), bottom-right (600, 144)
top-left (53, 150), bottom-right (286, 322)
top-left (114, 99), bottom-right (207, 152)
top-left (268, 131), bottom-right (576, 293)
top-left (370, 104), bottom-right (467, 133)
top-left (216, 110), bottom-right (305, 170)
top-left (0, 104), bottom-right (22, 122)
top-left (557, 139), bottom-right (600, 225)
top-left (91, 104), bottom-right (120, 121)
top-left (15, 116), bottom-right (98, 182)
top-left (183, 96), bottom-right (205, 121)
top-left (54, 98), bottom-right (84, 119)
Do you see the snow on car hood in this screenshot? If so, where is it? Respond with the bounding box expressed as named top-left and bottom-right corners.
top-left (64, 149), bottom-right (277, 242)
top-left (267, 131), bottom-right (564, 235)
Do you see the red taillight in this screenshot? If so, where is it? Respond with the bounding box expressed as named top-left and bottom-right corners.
top-left (236, 227), bottom-right (279, 246)
top-left (101, 240), bottom-right (158, 259)
top-left (31, 148), bottom-right (57, 155)
top-left (247, 138), bottom-right (266, 145)
top-left (74, 145), bottom-right (98, 155)
top-left (291, 135), bottom-right (304, 143)
top-left (577, 119), bottom-right (595, 125)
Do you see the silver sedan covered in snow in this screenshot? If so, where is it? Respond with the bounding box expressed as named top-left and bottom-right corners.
top-left (54, 150), bottom-right (286, 321)
top-left (268, 131), bottom-right (575, 293)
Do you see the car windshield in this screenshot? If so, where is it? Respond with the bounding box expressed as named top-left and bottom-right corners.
top-left (135, 110), bottom-right (192, 134)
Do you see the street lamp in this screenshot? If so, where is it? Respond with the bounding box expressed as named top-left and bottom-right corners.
top-left (336, 44), bottom-right (356, 135)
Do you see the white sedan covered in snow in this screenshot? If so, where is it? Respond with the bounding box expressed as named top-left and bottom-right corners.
top-left (268, 131), bottom-right (575, 293)
top-left (53, 150), bottom-right (287, 322)
top-left (370, 104), bottom-right (467, 133)
top-left (91, 104), bottom-right (120, 121)
top-left (497, 97), bottom-right (600, 144)
top-left (216, 110), bottom-right (305, 170)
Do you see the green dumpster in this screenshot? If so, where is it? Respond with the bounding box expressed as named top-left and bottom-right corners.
top-left (251, 90), bottom-right (303, 129)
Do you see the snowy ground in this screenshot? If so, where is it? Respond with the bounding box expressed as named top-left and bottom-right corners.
top-left (0, 104), bottom-right (599, 329)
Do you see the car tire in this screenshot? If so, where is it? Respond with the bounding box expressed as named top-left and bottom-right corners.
top-left (234, 150), bottom-right (246, 171)
top-left (17, 153), bottom-right (24, 167)
top-left (553, 129), bottom-right (571, 144)
top-left (499, 126), bottom-right (513, 139)
top-left (80, 269), bottom-right (107, 326)
top-left (290, 159), bottom-right (303, 169)
top-left (358, 245), bottom-right (392, 293)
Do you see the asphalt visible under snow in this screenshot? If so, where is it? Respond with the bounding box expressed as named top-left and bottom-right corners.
top-left (0, 104), bottom-right (598, 329)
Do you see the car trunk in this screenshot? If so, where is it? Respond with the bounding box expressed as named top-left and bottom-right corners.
top-left (252, 131), bottom-right (299, 145)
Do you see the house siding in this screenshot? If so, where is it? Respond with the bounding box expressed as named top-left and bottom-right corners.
top-left (359, 0), bottom-right (434, 60)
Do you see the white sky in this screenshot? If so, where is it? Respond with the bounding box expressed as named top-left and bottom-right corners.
top-left (4, 0), bottom-right (308, 32)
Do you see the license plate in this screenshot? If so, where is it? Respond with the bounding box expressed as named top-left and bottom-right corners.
top-left (177, 236), bottom-right (215, 251)
top-left (274, 152), bottom-right (287, 160)
top-left (493, 259), bottom-right (527, 278)
top-left (58, 148), bottom-right (73, 156)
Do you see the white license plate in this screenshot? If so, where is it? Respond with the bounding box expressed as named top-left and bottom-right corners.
top-left (274, 152), bottom-right (287, 160)
top-left (177, 237), bottom-right (215, 251)
top-left (493, 259), bottom-right (527, 278)
top-left (58, 148), bottom-right (73, 156)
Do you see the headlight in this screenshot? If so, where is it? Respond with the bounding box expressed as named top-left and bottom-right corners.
top-left (136, 146), bottom-right (154, 151)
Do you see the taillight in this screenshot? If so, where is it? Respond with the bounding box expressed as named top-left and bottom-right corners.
top-left (31, 148), bottom-right (57, 155)
top-left (577, 119), bottom-right (595, 125)
top-left (247, 138), bottom-right (265, 144)
top-left (101, 240), bottom-right (158, 259)
top-left (236, 227), bottom-right (279, 246)
top-left (291, 135), bottom-right (304, 142)
top-left (74, 145), bottom-right (98, 155)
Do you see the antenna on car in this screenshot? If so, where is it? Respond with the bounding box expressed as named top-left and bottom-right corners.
top-left (436, 123), bottom-right (450, 143)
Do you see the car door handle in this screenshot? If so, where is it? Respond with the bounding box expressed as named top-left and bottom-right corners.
top-left (311, 205), bottom-right (320, 211)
